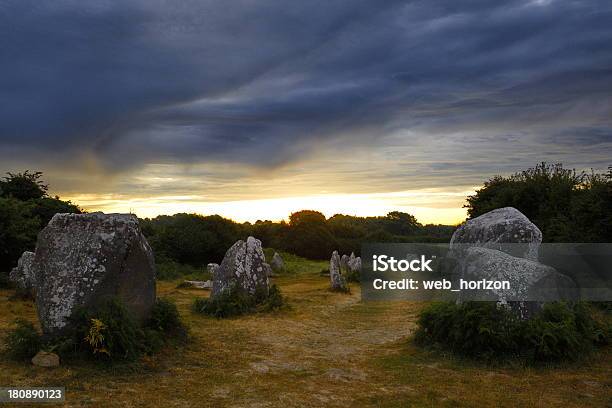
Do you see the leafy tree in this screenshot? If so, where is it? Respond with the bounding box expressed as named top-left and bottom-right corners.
top-left (0, 171), bottom-right (80, 278)
top-left (0, 171), bottom-right (48, 200)
top-left (465, 162), bottom-right (612, 242)
top-left (142, 213), bottom-right (242, 266)
top-left (381, 211), bottom-right (422, 235)
top-left (289, 210), bottom-right (327, 227)
top-left (0, 198), bottom-right (39, 272)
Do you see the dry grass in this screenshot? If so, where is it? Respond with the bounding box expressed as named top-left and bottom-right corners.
top-left (0, 263), bottom-right (610, 407)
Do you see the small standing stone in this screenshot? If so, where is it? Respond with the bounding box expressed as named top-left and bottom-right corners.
top-left (9, 251), bottom-right (35, 291)
top-left (211, 236), bottom-right (269, 298)
top-left (340, 254), bottom-right (349, 272)
top-left (330, 250), bottom-right (347, 291)
top-left (270, 252), bottom-right (285, 272)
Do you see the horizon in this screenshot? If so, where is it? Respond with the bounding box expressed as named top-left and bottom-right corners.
top-left (62, 187), bottom-right (474, 225)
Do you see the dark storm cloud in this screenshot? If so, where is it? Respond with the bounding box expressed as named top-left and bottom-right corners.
top-left (1, 0), bottom-right (611, 173)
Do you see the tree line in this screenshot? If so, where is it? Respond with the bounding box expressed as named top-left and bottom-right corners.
top-left (1, 162), bottom-right (610, 280)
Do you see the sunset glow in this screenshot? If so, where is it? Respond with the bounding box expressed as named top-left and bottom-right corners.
top-left (64, 188), bottom-right (472, 225)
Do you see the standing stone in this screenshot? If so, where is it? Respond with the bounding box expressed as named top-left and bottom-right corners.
top-left (263, 262), bottom-right (275, 277)
top-left (461, 247), bottom-right (577, 318)
top-left (450, 207), bottom-right (542, 261)
top-left (347, 255), bottom-right (362, 276)
top-left (450, 207), bottom-right (575, 319)
top-left (340, 254), bottom-right (349, 272)
top-left (330, 250), bottom-right (347, 291)
top-left (9, 251), bottom-right (35, 291)
top-left (207, 263), bottom-right (219, 276)
top-left (270, 252), bottom-right (285, 272)
top-left (34, 213), bottom-right (156, 337)
top-left (211, 236), bottom-right (269, 298)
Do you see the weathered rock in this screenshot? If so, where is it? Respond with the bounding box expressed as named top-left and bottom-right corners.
top-left (183, 280), bottom-right (213, 289)
top-left (31, 351), bottom-right (60, 367)
top-left (34, 213), bottom-right (156, 337)
top-left (330, 250), bottom-right (347, 291)
top-left (347, 255), bottom-right (362, 277)
top-left (9, 251), bottom-right (35, 290)
top-left (462, 247), bottom-right (577, 318)
top-left (207, 263), bottom-right (219, 275)
top-left (211, 236), bottom-right (269, 298)
top-left (450, 207), bottom-right (542, 261)
top-left (340, 254), bottom-right (349, 272)
top-left (270, 252), bottom-right (285, 272)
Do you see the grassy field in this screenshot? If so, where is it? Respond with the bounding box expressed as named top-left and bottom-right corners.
top-left (0, 257), bottom-right (610, 407)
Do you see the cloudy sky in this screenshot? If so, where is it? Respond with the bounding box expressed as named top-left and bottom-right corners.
top-left (1, 0), bottom-right (611, 224)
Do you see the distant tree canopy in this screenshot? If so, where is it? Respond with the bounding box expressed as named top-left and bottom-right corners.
top-left (140, 214), bottom-right (243, 266)
top-left (465, 162), bottom-right (612, 242)
top-left (142, 209), bottom-right (454, 265)
top-left (0, 171), bottom-right (81, 275)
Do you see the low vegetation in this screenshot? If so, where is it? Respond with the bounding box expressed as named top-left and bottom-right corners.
top-left (4, 319), bottom-right (41, 361)
top-left (193, 284), bottom-right (285, 318)
top-left (3, 297), bottom-right (188, 363)
top-left (415, 301), bottom-right (611, 363)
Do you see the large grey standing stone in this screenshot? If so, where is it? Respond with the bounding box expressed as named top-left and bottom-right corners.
top-left (450, 207), bottom-right (542, 261)
top-left (330, 250), bottom-right (347, 291)
top-left (211, 236), bottom-right (269, 298)
top-left (462, 247), bottom-right (577, 318)
top-left (9, 251), bottom-right (35, 290)
top-left (270, 252), bottom-right (285, 272)
top-left (34, 213), bottom-right (156, 337)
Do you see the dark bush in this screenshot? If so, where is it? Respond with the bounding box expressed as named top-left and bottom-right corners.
top-left (260, 284), bottom-right (285, 312)
top-left (156, 259), bottom-right (208, 281)
top-left (415, 301), bottom-right (610, 363)
top-left (0, 271), bottom-right (10, 289)
top-left (193, 284), bottom-right (285, 318)
top-left (148, 298), bottom-right (189, 341)
top-left (56, 297), bottom-right (188, 363)
top-left (345, 268), bottom-right (360, 283)
top-left (70, 298), bottom-right (145, 361)
top-left (4, 319), bottom-right (41, 361)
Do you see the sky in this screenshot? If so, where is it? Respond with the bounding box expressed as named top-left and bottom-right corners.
top-left (1, 0), bottom-right (611, 224)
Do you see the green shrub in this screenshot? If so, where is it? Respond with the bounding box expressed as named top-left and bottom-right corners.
top-left (0, 271), bottom-right (11, 289)
top-left (156, 260), bottom-right (209, 281)
top-left (4, 319), bottom-right (41, 360)
top-left (259, 284), bottom-right (285, 312)
top-left (148, 298), bottom-right (189, 342)
top-left (70, 298), bottom-right (145, 362)
top-left (344, 268), bottom-right (360, 283)
top-left (415, 301), bottom-right (610, 363)
top-left (59, 297), bottom-right (188, 362)
top-left (194, 284), bottom-right (285, 318)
